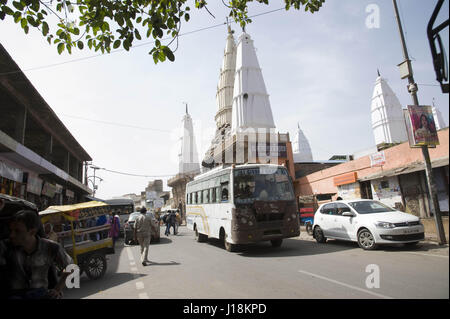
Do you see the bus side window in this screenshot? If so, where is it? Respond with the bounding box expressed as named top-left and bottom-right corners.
top-left (211, 188), bottom-right (216, 203)
top-left (194, 192), bottom-right (198, 204)
top-left (221, 183), bottom-right (229, 202)
top-left (204, 189), bottom-right (209, 204)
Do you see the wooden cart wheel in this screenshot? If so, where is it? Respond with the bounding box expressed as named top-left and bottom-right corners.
top-left (84, 253), bottom-right (107, 280)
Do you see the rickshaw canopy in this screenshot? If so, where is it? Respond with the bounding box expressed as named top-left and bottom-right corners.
top-left (39, 201), bottom-right (111, 223)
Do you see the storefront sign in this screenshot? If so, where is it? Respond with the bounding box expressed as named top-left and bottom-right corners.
top-left (370, 151), bottom-right (386, 167)
top-left (334, 172), bottom-right (358, 186)
top-left (0, 161), bottom-right (23, 182)
top-left (407, 105), bottom-right (440, 147)
top-left (26, 175), bottom-right (43, 196)
top-left (66, 189), bottom-right (75, 198)
top-left (55, 184), bottom-right (63, 194)
top-left (42, 182), bottom-right (57, 198)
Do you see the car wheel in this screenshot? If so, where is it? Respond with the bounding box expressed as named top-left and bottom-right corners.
top-left (84, 253), bottom-right (107, 280)
top-left (306, 223), bottom-right (313, 236)
top-left (357, 229), bottom-right (378, 250)
top-left (270, 239), bottom-right (283, 247)
top-left (314, 226), bottom-right (327, 243)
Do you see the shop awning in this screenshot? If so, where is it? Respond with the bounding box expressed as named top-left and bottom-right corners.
top-left (359, 156), bottom-right (449, 181)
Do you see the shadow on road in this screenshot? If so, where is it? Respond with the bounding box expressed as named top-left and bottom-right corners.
top-left (232, 238), bottom-right (357, 258)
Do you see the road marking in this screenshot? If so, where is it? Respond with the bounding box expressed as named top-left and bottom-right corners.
top-left (403, 252), bottom-right (449, 258)
top-left (126, 247), bottom-right (135, 261)
top-left (298, 269), bottom-right (394, 299)
top-left (130, 261), bottom-right (136, 266)
top-left (131, 267), bottom-right (138, 272)
top-left (139, 292), bottom-right (149, 299)
top-left (136, 282), bottom-right (145, 290)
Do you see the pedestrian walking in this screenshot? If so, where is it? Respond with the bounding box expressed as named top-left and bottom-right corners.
top-left (163, 213), bottom-right (170, 236)
top-left (108, 211), bottom-right (120, 249)
top-left (168, 210), bottom-right (177, 235)
top-left (133, 207), bottom-right (153, 266)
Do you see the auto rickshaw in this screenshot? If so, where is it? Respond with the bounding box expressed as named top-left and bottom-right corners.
top-left (39, 201), bottom-right (115, 280)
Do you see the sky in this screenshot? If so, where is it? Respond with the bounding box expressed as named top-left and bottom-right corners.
top-left (1, 0), bottom-right (449, 199)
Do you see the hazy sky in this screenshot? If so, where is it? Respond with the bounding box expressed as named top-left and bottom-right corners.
top-left (1, 0), bottom-right (448, 199)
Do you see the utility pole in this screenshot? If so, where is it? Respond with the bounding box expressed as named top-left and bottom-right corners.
top-left (392, 0), bottom-right (446, 245)
top-left (90, 165), bottom-right (101, 197)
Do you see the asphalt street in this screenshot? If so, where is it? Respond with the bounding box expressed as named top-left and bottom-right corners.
top-left (64, 226), bottom-right (449, 299)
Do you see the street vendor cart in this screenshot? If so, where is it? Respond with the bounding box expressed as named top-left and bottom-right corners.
top-left (39, 201), bottom-right (115, 280)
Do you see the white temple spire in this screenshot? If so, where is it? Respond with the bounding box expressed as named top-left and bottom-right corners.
top-left (215, 26), bottom-right (236, 129)
top-left (370, 73), bottom-right (408, 145)
top-left (178, 106), bottom-right (200, 174)
top-left (293, 123), bottom-right (313, 162)
top-left (231, 32), bottom-right (275, 132)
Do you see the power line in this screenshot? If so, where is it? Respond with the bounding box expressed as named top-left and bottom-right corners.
top-left (60, 113), bottom-right (172, 133)
top-left (92, 166), bottom-right (176, 178)
top-left (0, 7), bottom-right (287, 76)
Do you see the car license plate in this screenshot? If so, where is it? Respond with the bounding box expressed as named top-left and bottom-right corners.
top-left (403, 229), bottom-right (419, 234)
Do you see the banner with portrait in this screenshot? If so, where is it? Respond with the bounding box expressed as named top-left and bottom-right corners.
top-left (407, 105), bottom-right (439, 147)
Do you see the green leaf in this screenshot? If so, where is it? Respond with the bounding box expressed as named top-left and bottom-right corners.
top-left (20, 17), bottom-right (27, 28)
top-left (162, 46), bottom-right (175, 62)
top-left (42, 21), bottom-right (49, 36)
top-left (13, 11), bottom-right (21, 23)
top-left (134, 29), bottom-right (141, 40)
top-left (77, 41), bottom-right (84, 50)
top-left (113, 39), bottom-right (121, 49)
top-left (57, 42), bottom-right (64, 54)
top-left (184, 13), bottom-right (190, 22)
top-left (12, 1), bottom-right (24, 10)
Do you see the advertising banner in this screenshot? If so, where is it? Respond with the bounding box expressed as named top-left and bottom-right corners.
top-left (370, 151), bottom-right (386, 167)
top-left (0, 161), bottom-right (23, 182)
top-left (27, 175), bottom-right (43, 196)
top-left (42, 182), bottom-right (56, 198)
top-left (407, 105), bottom-right (440, 147)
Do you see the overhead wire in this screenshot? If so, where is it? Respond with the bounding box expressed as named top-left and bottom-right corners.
top-left (0, 6), bottom-right (286, 76)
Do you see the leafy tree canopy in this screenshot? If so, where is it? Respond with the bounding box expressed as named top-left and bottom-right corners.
top-left (0, 0), bottom-right (324, 63)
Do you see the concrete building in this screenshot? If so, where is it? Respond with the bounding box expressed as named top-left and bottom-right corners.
top-left (370, 72), bottom-right (408, 147)
top-left (0, 44), bottom-right (92, 210)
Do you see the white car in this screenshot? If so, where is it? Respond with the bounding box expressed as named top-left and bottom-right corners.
top-left (312, 199), bottom-right (425, 250)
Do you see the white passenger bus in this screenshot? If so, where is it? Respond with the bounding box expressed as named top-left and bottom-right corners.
top-left (186, 164), bottom-right (300, 251)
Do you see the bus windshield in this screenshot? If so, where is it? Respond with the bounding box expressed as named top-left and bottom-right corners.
top-left (234, 167), bottom-right (295, 204)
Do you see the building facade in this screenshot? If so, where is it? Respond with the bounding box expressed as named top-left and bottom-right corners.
top-left (0, 44), bottom-right (92, 210)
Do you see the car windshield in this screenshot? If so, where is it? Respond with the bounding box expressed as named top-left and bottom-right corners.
top-left (348, 201), bottom-right (396, 214)
top-left (234, 167), bottom-right (295, 204)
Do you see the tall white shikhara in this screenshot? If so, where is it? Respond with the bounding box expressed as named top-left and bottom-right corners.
top-left (293, 123), bottom-right (313, 162)
top-left (179, 106), bottom-right (200, 174)
top-left (370, 73), bottom-right (408, 145)
top-left (215, 26), bottom-right (236, 130)
top-left (231, 32), bottom-right (276, 132)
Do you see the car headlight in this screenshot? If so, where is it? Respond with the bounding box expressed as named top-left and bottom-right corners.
top-left (375, 221), bottom-right (396, 229)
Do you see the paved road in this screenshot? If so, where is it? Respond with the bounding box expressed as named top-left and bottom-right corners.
top-left (64, 226), bottom-right (449, 299)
